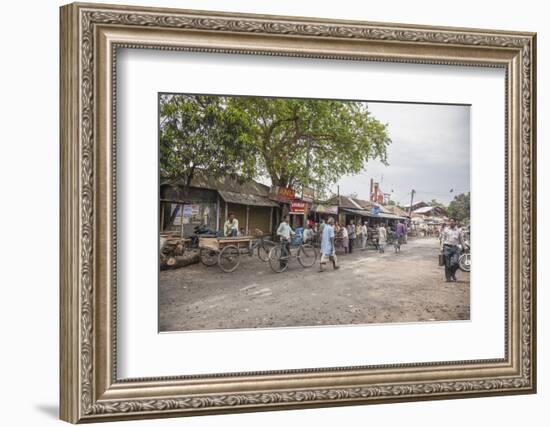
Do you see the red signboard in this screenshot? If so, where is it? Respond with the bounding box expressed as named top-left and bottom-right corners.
top-left (269, 185), bottom-right (295, 203)
top-left (290, 200), bottom-right (306, 213)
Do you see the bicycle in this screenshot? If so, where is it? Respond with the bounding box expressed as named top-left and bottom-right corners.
top-left (249, 235), bottom-right (276, 262)
top-left (267, 239), bottom-right (318, 273)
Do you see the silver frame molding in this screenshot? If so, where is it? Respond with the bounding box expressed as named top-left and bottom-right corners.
top-left (60, 2), bottom-right (536, 423)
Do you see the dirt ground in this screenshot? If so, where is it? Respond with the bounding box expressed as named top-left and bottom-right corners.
top-left (159, 237), bottom-right (470, 332)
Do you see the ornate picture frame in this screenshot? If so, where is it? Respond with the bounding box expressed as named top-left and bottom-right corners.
top-left (60, 2), bottom-right (536, 423)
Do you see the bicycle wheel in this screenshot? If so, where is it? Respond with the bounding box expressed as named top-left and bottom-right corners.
top-left (297, 244), bottom-right (317, 268)
top-left (257, 240), bottom-right (276, 262)
top-left (218, 245), bottom-right (240, 273)
top-left (458, 253), bottom-right (471, 272)
top-left (268, 245), bottom-right (289, 273)
top-left (199, 248), bottom-right (217, 266)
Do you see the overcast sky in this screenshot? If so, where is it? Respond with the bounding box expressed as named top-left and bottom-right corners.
top-left (336, 102), bottom-right (470, 205)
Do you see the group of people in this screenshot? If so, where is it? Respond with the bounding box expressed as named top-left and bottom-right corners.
top-left (274, 215), bottom-right (410, 273)
top-left (303, 218), bottom-right (409, 254)
top-left (222, 210), bottom-right (466, 283)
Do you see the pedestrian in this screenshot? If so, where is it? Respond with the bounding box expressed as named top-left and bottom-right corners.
top-left (347, 219), bottom-right (356, 254)
top-left (276, 215), bottom-right (295, 268)
top-left (223, 213), bottom-right (239, 237)
top-left (341, 223), bottom-right (349, 254)
top-left (377, 223), bottom-right (387, 253)
top-left (302, 223), bottom-right (314, 244)
top-left (319, 217), bottom-right (339, 272)
top-left (440, 218), bottom-right (463, 282)
top-left (361, 221), bottom-right (368, 250)
top-left (318, 218), bottom-right (326, 242)
top-left (395, 220), bottom-right (406, 246)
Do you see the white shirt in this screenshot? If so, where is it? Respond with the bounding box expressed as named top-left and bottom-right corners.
top-left (441, 226), bottom-right (463, 248)
top-left (277, 222), bottom-right (295, 240)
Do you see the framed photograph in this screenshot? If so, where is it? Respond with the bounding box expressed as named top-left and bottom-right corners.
top-left (60, 2), bottom-right (537, 423)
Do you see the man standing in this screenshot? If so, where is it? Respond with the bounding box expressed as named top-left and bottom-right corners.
top-left (319, 217), bottom-right (339, 272)
top-left (302, 223), bottom-right (314, 244)
top-left (377, 223), bottom-right (387, 253)
top-left (223, 213), bottom-right (239, 237)
top-left (395, 220), bottom-right (406, 245)
top-left (361, 221), bottom-right (368, 250)
top-left (347, 219), bottom-right (356, 254)
top-left (276, 215), bottom-right (295, 268)
top-left (440, 218), bottom-right (463, 282)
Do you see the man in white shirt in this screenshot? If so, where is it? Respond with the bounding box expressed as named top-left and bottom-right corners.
top-left (223, 213), bottom-right (239, 237)
top-left (440, 218), bottom-right (464, 282)
top-left (361, 221), bottom-right (368, 250)
top-left (276, 215), bottom-right (295, 268)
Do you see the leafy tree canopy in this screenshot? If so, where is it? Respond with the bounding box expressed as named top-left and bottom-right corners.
top-left (447, 192), bottom-right (470, 223)
top-left (230, 97), bottom-right (391, 198)
top-left (160, 95), bottom-right (391, 198)
top-left (160, 94), bottom-right (256, 187)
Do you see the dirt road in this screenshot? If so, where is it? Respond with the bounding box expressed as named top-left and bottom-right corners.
top-left (159, 237), bottom-right (470, 332)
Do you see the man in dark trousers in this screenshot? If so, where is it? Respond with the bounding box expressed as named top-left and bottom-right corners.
top-left (440, 218), bottom-right (464, 282)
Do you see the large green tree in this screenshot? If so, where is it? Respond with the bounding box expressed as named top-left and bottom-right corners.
top-left (229, 97), bottom-right (391, 198)
top-left (159, 94), bottom-right (256, 188)
top-left (160, 95), bottom-right (391, 200)
top-left (447, 192), bottom-right (470, 223)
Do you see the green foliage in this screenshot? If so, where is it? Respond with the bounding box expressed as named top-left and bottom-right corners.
top-left (230, 97), bottom-right (391, 197)
top-left (430, 199), bottom-right (446, 209)
top-left (159, 94), bottom-right (257, 186)
top-left (447, 192), bottom-right (470, 223)
top-left (160, 95), bottom-right (391, 197)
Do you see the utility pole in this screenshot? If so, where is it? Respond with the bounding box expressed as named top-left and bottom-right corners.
top-left (409, 189), bottom-right (416, 217)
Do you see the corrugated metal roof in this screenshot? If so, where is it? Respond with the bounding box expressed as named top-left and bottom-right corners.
top-left (162, 170), bottom-right (271, 197)
top-left (342, 208), bottom-right (407, 220)
top-left (413, 206), bottom-right (434, 214)
top-left (385, 205), bottom-right (410, 217)
top-left (327, 195), bottom-right (393, 214)
top-left (218, 190), bottom-right (279, 207)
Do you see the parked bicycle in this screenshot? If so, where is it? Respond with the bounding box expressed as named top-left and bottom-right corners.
top-left (249, 235), bottom-right (276, 262)
top-left (267, 240), bottom-right (317, 273)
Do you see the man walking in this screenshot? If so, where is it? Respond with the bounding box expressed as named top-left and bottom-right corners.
top-left (276, 215), bottom-right (295, 268)
top-left (377, 223), bottom-right (387, 253)
top-left (319, 217), bottom-right (339, 272)
top-left (347, 219), bottom-right (356, 254)
top-left (440, 218), bottom-right (464, 282)
top-left (395, 220), bottom-right (406, 246)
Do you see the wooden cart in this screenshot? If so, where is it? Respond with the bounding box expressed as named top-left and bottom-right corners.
top-left (198, 236), bottom-right (253, 273)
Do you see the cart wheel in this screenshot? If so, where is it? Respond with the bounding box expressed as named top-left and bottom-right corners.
top-left (297, 244), bottom-right (317, 268)
top-left (257, 240), bottom-right (276, 262)
top-left (218, 245), bottom-right (240, 273)
top-left (200, 248), bottom-right (217, 266)
top-left (268, 245), bottom-right (289, 273)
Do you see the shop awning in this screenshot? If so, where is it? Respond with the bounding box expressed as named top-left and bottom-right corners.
top-left (218, 190), bottom-right (279, 207)
top-left (311, 204), bottom-right (338, 214)
top-left (342, 208), bottom-right (407, 220)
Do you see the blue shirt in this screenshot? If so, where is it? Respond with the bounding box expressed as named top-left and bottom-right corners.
top-left (320, 224), bottom-right (335, 255)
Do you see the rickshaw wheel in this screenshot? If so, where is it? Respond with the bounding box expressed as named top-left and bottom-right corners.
top-left (218, 245), bottom-right (240, 273)
top-left (297, 244), bottom-right (317, 268)
top-left (200, 248), bottom-right (217, 266)
top-left (268, 245), bottom-right (289, 273)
